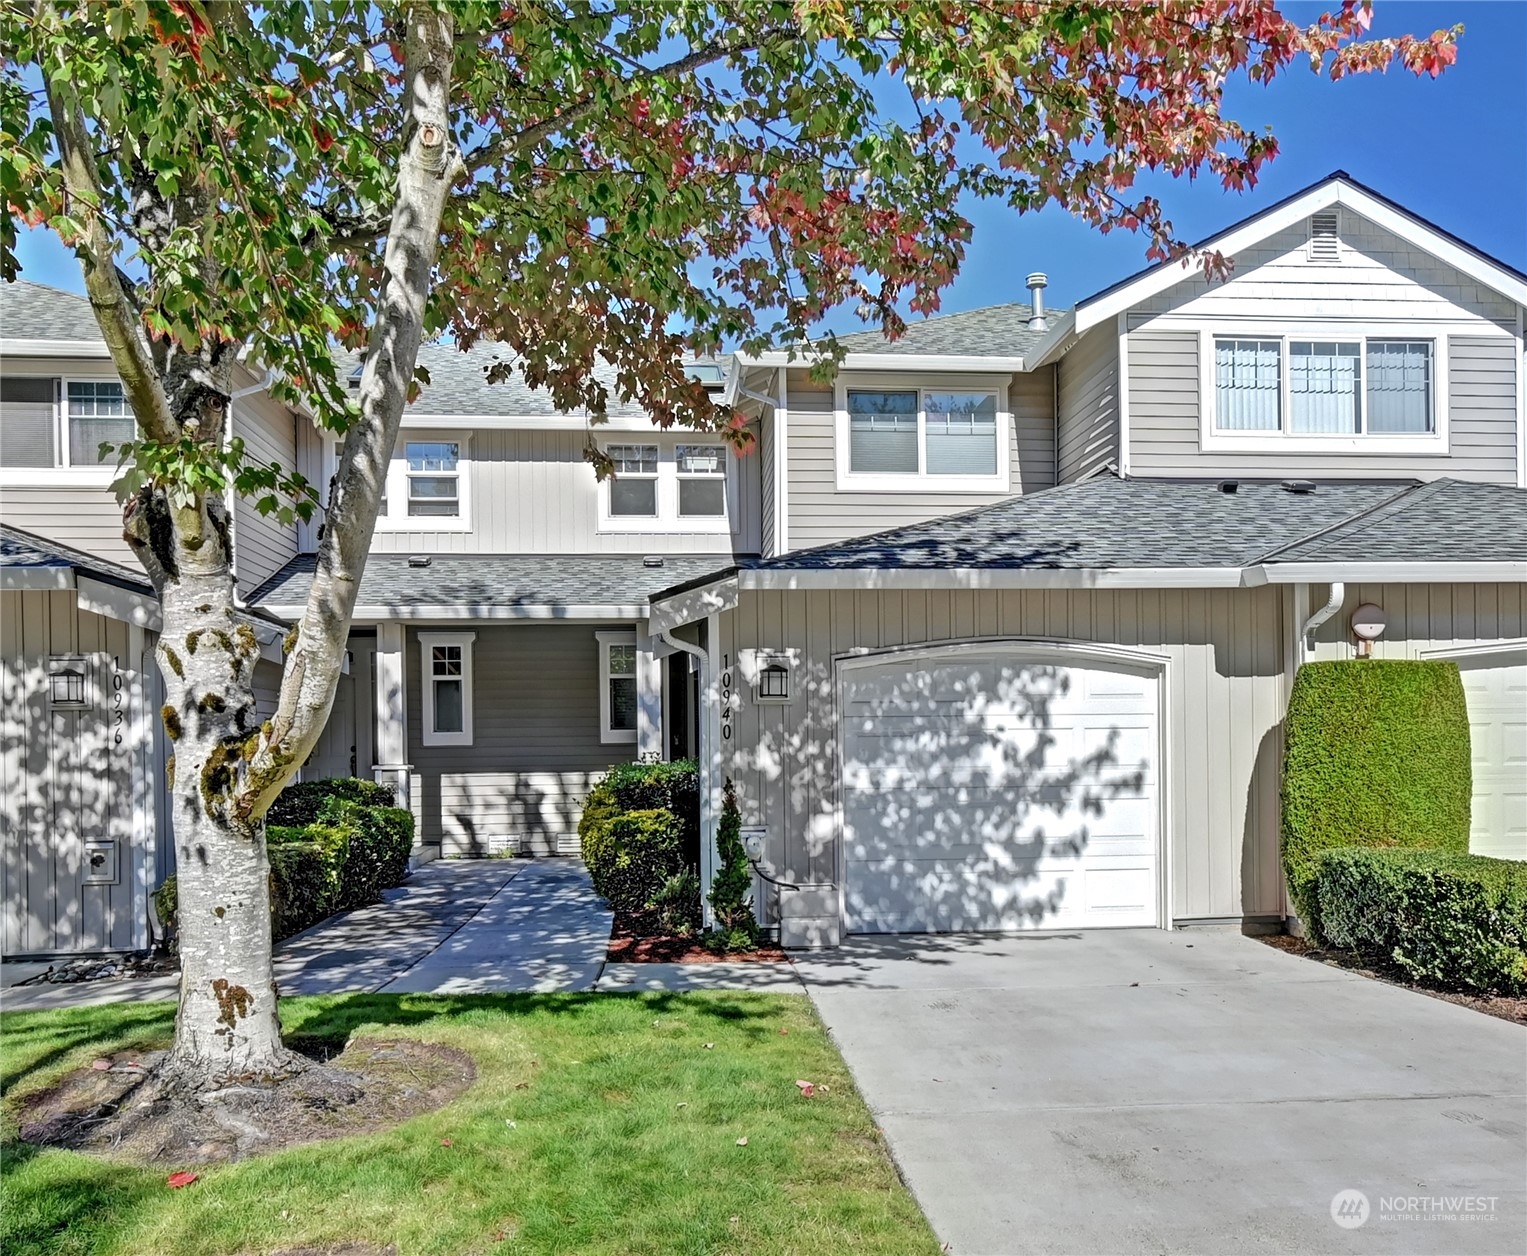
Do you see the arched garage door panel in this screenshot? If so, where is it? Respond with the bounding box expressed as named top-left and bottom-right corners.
top-left (1455, 651), bottom-right (1527, 860)
top-left (841, 650), bottom-right (1161, 933)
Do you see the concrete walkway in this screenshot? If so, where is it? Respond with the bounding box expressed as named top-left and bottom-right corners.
top-left (796, 929), bottom-right (1527, 1256)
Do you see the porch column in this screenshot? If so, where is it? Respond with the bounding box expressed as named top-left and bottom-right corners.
top-left (373, 621), bottom-right (412, 818)
top-left (635, 622), bottom-right (664, 760)
top-left (698, 613), bottom-right (724, 926)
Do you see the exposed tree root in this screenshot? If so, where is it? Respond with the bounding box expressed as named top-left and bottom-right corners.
top-left (14, 1037), bottom-right (473, 1166)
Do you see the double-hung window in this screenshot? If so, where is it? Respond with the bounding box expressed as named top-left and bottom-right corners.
top-left (597, 630), bottom-right (639, 744)
top-left (1207, 333), bottom-right (1442, 448)
top-left (377, 431), bottom-right (471, 530)
top-left (599, 442), bottom-right (732, 531)
top-left (607, 444), bottom-right (659, 517)
top-left (406, 441), bottom-right (460, 516)
top-left (1, 376), bottom-right (135, 474)
top-left (836, 379), bottom-right (1008, 490)
top-left (67, 381), bottom-right (134, 465)
top-left (675, 444), bottom-right (726, 517)
top-left (419, 631), bottom-right (474, 747)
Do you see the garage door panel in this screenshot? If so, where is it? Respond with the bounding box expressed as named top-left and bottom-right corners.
top-left (1450, 654), bottom-right (1527, 861)
top-left (842, 650), bottom-right (1161, 933)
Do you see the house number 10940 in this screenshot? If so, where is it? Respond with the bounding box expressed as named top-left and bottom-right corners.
top-left (720, 653), bottom-right (733, 741)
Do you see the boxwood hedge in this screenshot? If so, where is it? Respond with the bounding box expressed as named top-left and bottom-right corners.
top-left (1281, 660), bottom-right (1471, 937)
top-left (1316, 847), bottom-right (1527, 995)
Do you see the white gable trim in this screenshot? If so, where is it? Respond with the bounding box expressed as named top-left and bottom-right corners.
top-left (1074, 179), bottom-right (1527, 335)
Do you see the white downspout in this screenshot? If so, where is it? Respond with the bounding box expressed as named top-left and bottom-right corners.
top-left (653, 623), bottom-right (718, 927)
top-left (1301, 582), bottom-right (1345, 658)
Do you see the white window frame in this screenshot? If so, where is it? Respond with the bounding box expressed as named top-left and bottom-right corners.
top-left (0, 371), bottom-right (127, 486)
top-left (832, 373), bottom-right (1012, 492)
top-left (596, 439), bottom-right (735, 534)
top-left (596, 629), bottom-right (639, 744)
top-left (418, 630), bottom-right (475, 747)
top-left (376, 430), bottom-right (473, 532)
top-left (1198, 325), bottom-right (1452, 454)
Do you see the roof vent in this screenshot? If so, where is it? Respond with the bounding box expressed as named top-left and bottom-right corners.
top-left (407, 554), bottom-right (432, 568)
top-left (1307, 211), bottom-right (1339, 263)
top-left (1281, 479), bottom-right (1318, 495)
top-left (1218, 480), bottom-right (1239, 494)
top-left (1025, 272), bottom-right (1048, 331)
top-left (643, 555), bottom-right (664, 568)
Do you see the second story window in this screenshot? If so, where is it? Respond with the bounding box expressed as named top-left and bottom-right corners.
top-left (1, 375), bottom-right (133, 474)
top-left (377, 430), bottom-right (471, 531)
top-left (67, 381), bottom-right (133, 464)
top-left (599, 441), bottom-right (732, 532)
top-left (1208, 334), bottom-right (1440, 448)
top-left (836, 378), bottom-right (1010, 492)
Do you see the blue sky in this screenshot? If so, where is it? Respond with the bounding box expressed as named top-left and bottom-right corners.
top-left (14, 1), bottom-right (1523, 328)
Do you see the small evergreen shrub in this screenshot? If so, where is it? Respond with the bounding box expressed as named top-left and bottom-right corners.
top-left (1316, 847), bottom-right (1527, 995)
top-left (707, 778), bottom-right (758, 953)
top-left (266, 776), bottom-right (395, 827)
top-left (268, 841), bottom-right (335, 939)
top-left (584, 808), bottom-right (686, 917)
top-left (318, 798), bottom-right (415, 909)
top-left (1281, 660), bottom-right (1471, 937)
top-left (650, 868), bottom-right (702, 937)
top-left (588, 759), bottom-right (700, 869)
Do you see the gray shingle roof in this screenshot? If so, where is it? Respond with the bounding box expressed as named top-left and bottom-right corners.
top-left (0, 523), bottom-right (151, 592)
top-left (742, 476), bottom-right (1421, 573)
top-left (249, 551), bottom-right (734, 614)
top-left (825, 303), bottom-right (1061, 358)
top-left (1265, 479), bottom-right (1527, 564)
top-left (1, 280), bottom-right (105, 344)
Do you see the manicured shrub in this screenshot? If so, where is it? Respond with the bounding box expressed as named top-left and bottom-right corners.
top-left (268, 841), bottom-right (335, 940)
top-left (650, 868), bottom-right (701, 937)
top-left (1281, 660), bottom-right (1471, 936)
top-left (585, 808), bottom-right (686, 917)
top-left (707, 778), bottom-right (758, 953)
top-left (1316, 847), bottom-right (1527, 995)
top-left (266, 776), bottom-right (395, 827)
top-left (590, 759), bottom-right (700, 869)
top-left (317, 797), bottom-right (414, 909)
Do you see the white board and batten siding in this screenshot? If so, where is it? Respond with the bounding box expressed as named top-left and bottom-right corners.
top-left (1307, 582), bottom-right (1527, 861)
top-left (721, 585), bottom-right (1288, 931)
top-left (404, 623), bottom-right (634, 856)
top-left (1124, 212), bottom-right (1521, 483)
top-left (782, 367), bottom-right (1057, 549)
top-left (368, 425), bottom-right (760, 557)
top-left (1, 588), bottom-right (155, 956)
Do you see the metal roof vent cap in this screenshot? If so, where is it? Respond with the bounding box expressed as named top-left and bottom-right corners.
top-left (642, 555), bottom-right (664, 568)
top-left (407, 554), bottom-right (432, 568)
top-left (1281, 479), bottom-right (1317, 495)
top-left (1025, 272), bottom-right (1048, 331)
top-left (1218, 480), bottom-right (1239, 494)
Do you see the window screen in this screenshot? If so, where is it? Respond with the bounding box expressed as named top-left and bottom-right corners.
top-left (924, 392), bottom-right (998, 475)
top-left (67, 380), bottom-right (133, 464)
top-left (847, 390), bottom-right (918, 473)
top-left (1, 376), bottom-right (57, 467)
top-left (608, 444), bottom-right (658, 516)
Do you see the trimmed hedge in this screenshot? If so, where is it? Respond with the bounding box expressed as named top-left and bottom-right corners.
top-left (266, 776), bottom-right (395, 827)
top-left (582, 808), bottom-right (686, 917)
top-left (1316, 847), bottom-right (1527, 995)
top-left (592, 759), bottom-right (700, 869)
top-left (153, 786), bottom-right (415, 946)
top-left (1281, 660), bottom-right (1471, 936)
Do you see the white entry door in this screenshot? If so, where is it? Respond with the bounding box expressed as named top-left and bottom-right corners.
top-left (840, 647), bottom-right (1162, 933)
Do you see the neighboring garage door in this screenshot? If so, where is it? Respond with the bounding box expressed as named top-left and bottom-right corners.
top-left (841, 646), bottom-right (1161, 933)
top-left (1449, 647), bottom-right (1527, 861)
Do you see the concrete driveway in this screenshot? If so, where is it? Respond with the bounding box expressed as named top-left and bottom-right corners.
top-left (795, 929), bottom-right (1527, 1256)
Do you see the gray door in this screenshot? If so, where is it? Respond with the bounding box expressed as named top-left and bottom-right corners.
top-left (841, 647), bottom-right (1161, 933)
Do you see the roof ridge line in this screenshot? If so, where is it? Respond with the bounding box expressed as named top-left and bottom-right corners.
top-left (1249, 480), bottom-right (1433, 566)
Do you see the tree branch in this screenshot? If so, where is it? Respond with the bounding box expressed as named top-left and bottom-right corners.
top-left (40, 17), bottom-right (176, 444)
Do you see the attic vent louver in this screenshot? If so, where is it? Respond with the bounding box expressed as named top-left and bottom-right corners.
top-left (1307, 211), bottom-right (1339, 263)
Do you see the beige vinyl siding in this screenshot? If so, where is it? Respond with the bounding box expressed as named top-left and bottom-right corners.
top-left (370, 426), bottom-right (757, 556)
top-left (1130, 214), bottom-right (1517, 328)
top-left (721, 584), bottom-right (1288, 925)
top-left (231, 394), bottom-right (300, 592)
top-left (1056, 325), bottom-right (1119, 482)
top-left (1305, 582), bottom-right (1526, 662)
top-left (2, 588), bottom-right (149, 955)
top-left (1128, 330), bottom-right (1520, 481)
top-left (783, 367), bottom-right (1056, 550)
top-left (406, 624), bottom-right (633, 855)
top-left (0, 487), bottom-right (135, 565)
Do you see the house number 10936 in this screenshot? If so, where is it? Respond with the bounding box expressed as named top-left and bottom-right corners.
top-left (111, 657), bottom-right (126, 747)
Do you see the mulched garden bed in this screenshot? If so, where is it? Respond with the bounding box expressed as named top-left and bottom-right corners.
top-left (1257, 933), bottom-right (1527, 1026)
top-left (607, 914), bottom-right (790, 964)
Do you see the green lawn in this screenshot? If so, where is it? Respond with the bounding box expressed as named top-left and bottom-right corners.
top-left (1, 993), bottom-right (938, 1256)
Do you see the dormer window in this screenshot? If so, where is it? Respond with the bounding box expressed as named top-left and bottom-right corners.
top-left (834, 375), bottom-right (1011, 493)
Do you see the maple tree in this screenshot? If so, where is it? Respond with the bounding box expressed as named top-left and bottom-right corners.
top-left (2, 0), bottom-right (1457, 1087)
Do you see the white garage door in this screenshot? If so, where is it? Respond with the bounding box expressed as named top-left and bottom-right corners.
top-left (841, 649), bottom-right (1161, 933)
top-left (1453, 649), bottom-right (1527, 861)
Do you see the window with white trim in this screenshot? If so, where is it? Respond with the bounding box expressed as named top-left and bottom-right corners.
top-left (419, 631), bottom-right (474, 747)
top-left (378, 431), bottom-right (471, 530)
top-left (1209, 334), bottom-right (1440, 443)
top-left (67, 380), bottom-right (133, 464)
top-left (1, 376), bottom-right (136, 472)
top-left (598, 441), bottom-right (732, 532)
top-left (597, 630), bottom-right (638, 744)
top-left (835, 378), bottom-right (1009, 491)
